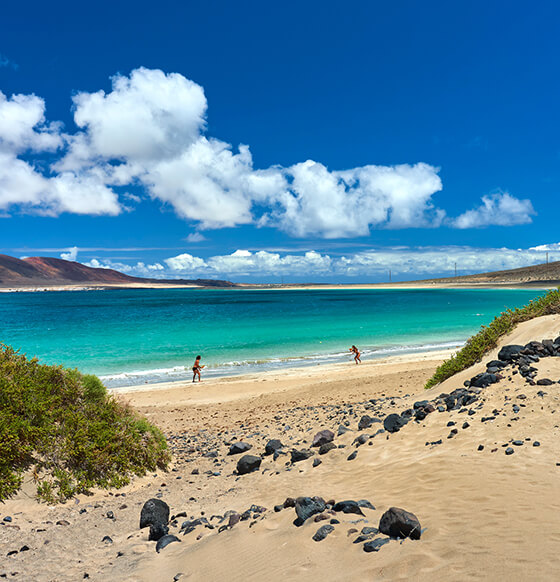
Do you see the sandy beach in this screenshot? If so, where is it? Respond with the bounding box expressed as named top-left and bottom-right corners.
top-left (2, 317), bottom-right (560, 581)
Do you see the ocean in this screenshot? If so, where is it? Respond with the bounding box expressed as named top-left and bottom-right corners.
top-left (0, 287), bottom-right (547, 388)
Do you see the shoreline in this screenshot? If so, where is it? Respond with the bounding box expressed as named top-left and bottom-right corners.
top-left (0, 281), bottom-right (557, 293)
top-left (109, 347), bottom-right (457, 396)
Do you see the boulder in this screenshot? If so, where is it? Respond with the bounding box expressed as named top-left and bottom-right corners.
top-left (358, 415), bottom-right (374, 430)
top-left (379, 507), bottom-right (421, 540)
top-left (497, 345), bottom-right (524, 362)
top-left (264, 439), bottom-right (283, 456)
top-left (236, 455), bottom-right (262, 475)
top-left (291, 449), bottom-right (313, 463)
top-left (149, 523), bottom-right (169, 541)
top-left (383, 413), bottom-right (407, 433)
top-left (311, 429), bottom-right (334, 447)
top-left (140, 499), bottom-right (170, 529)
top-left (333, 500), bottom-right (365, 516)
top-left (470, 372), bottom-right (498, 388)
top-left (155, 534), bottom-right (180, 553)
top-left (294, 497), bottom-right (326, 526)
top-left (312, 524), bottom-right (334, 541)
top-left (228, 441), bottom-right (252, 455)
top-left (319, 442), bottom-right (337, 455)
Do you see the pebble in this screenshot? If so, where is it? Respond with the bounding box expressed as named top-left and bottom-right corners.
top-left (505, 447), bottom-right (514, 455)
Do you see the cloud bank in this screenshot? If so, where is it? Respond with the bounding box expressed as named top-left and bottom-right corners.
top-left (0, 68), bottom-right (535, 236)
top-left (79, 245), bottom-right (558, 281)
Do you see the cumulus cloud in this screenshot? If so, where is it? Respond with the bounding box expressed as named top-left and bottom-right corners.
top-left (83, 258), bottom-right (165, 276)
top-left (452, 192), bottom-right (535, 229)
top-left (60, 246), bottom-right (78, 261)
top-left (0, 68), bottom-right (537, 235)
top-left (529, 242), bottom-right (560, 251)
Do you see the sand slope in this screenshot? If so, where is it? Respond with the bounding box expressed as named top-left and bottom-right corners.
top-left (2, 317), bottom-right (560, 581)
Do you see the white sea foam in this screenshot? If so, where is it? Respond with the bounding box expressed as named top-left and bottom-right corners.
top-left (101, 339), bottom-right (464, 389)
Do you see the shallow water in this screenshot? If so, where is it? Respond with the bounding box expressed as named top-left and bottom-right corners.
top-left (0, 287), bottom-right (546, 387)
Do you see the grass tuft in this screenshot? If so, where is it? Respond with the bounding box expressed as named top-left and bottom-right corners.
top-left (425, 287), bottom-right (560, 389)
top-left (0, 345), bottom-right (170, 503)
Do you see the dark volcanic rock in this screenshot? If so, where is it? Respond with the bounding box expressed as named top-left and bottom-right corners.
top-left (311, 430), bottom-right (334, 447)
top-left (149, 522), bottom-right (169, 541)
top-left (470, 372), bottom-right (498, 388)
top-left (537, 378), bottom-right (554, 386)
top-left (264, 439), bottom-right (283, 455)
top-left (155, 534), bottom-right (180, 553)
top-left (379, 507), bottom-right (421, 540)
top-left (498, 345), bottom-right (524, 362)
top-left (228, 441), bottom-right (252, 455)
top-left (357, 500), bottom-right (376, 510)
top-left (333, 500), bottom-right (365, 516)
top-left (383, 413), bottom-right (407, 433)
top-left (294, 497), bottom-right (326, 526)
top-left (363, 537), bottom-right (391, 552)
top-left (236, 455), bottom-right (262, 475)
top-left (140, 499), bottom-right (170, 529)
top-left (337, 424), bottom-right (351, 436)
top-left (358, 415), bottom-right (377, 430)
top-left (291, 449), bottom-right (314, 463)
top-left (319, 442), bottom-right (337, 455)
top-left (312, 524), bottom-right (334, 541)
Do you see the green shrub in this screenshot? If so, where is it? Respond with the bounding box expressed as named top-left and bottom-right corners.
top-left (0, 344), bottom-right (170, 503)
top-left (425, 287), bottom-right (560, 389)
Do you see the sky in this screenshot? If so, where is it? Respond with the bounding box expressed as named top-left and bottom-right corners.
top-left (1, 0), bottom-right (560, 283)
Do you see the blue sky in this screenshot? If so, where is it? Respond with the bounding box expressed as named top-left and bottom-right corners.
top-left (1, 0), bottom-right (559, 282)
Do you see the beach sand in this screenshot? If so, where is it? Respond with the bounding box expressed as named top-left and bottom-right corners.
top-left (2, 316), bottom-right (560, 581)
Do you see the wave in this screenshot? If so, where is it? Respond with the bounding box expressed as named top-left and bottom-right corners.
top-left (100, 339), bottom-right (464, 389)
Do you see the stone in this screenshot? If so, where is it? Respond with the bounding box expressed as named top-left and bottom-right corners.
top-left (353, 434), bottom-right (370, 446)
top-left (149, 522), bottom-right (169, 541)
top-left (264, 439), bottom-right (283, 455)
top-left (470, 372), bottom-right (498, 388)
top-left (358, 415), bottom-right (375, 430)
top-left (290, 449), bottom-right (313, 463)
top-left (294, 497), bottom-right (326, 526)
top-left (413, 400), bottom-right (429, 410)
top-left (333, 500), bottom-right (365, 516)
top-left (379, 507), bottom-right (421, 540)
top-left (312, 524), bottom-right (335, 541)
top-left (228, 441), bottom-right (252, 455)
top-left (283, 497), bottom-right (296, 508)
top-left (512, 440), bottom-right (524, 446)
top-left (363, 537), bottom-right (391, 552)
top-left (102, 536), bottom-right (113, 544)
top-left (337, 424), bottom-right (351, 436)
top-left (236, 455), bottom-right (262, 475)
top-left (311, 430), bottom-right (335, 447)
top-left (155, 534), bottom-right (180, 553)
top-left (312, 458), bottom-right (322, 467)
top-left (383, 413), bottom-right (407, 433)
top-left (347, 450), bottom-right (358, 461)
top-left (319, 442), bottom-right (337, 455)
top-left (536, 379), bottom-right (554, 386)
top-left (140, 499), bottom-right (169, 529)
top-left (498, 345), bottom-right (524, 362)
top-left (486, 360), bottom-right (507, 370)
top-left (505, 447), bottom-right (514, 455)
top-left (533, 441), bottom-right (541, 447)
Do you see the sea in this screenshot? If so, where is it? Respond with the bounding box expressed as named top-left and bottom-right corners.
top-left (0, 287), bottom-right (548, 388)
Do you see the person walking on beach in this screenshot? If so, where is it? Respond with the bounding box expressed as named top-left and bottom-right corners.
top-left (350, 345), bottom-right (361, 364)
top-left (192, 355), bottom-right (205, 382)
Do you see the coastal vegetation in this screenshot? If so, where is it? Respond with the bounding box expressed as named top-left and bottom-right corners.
top-left (0, 344), bottom-right (170, 503)
top-left (425, 287), bottom-right (560, 389)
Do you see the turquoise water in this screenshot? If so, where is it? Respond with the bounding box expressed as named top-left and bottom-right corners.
top-left (0, 287), bottom-right (547, 387)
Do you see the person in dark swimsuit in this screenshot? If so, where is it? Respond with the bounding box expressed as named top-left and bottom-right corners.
top-left (350, 345), bottom-right (361, 364)
top-left (192, 355), bottom-right (204, 382)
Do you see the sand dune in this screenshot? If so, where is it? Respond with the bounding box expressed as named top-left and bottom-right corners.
top-left (2, 317), bottom-right (560, 581)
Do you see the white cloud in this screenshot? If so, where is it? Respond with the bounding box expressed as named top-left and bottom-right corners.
top-left (0, 69), bottom-right (537, 236)
top-left (529, 242), bottom-right (560, 251)
top-left (185, 232), bottom-right (206, 243)
top-left (83, 258), bottom-right (165, 276)
top-left (165, 253), bottom-right (209, 274)
top-left (0, 91), bottom-right (62, 153)
top-left (60, 246), bottom-right (78, 261)
top-left (453, 192), bottom-right (535, 229)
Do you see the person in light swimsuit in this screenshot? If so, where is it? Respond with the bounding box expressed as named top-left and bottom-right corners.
top-left (192, 355), bottom-right (205, 382)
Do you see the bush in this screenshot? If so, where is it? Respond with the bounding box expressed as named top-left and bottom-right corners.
top-left (425, 287), bottom-right (560, 389)
top-left (0, 345), bottom-right (170, 503)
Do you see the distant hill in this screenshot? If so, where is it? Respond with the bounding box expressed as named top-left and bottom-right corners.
top-left (414, 260), bottom-right (560, 286)
top-left (0, 254), bottom-right (236, 288)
